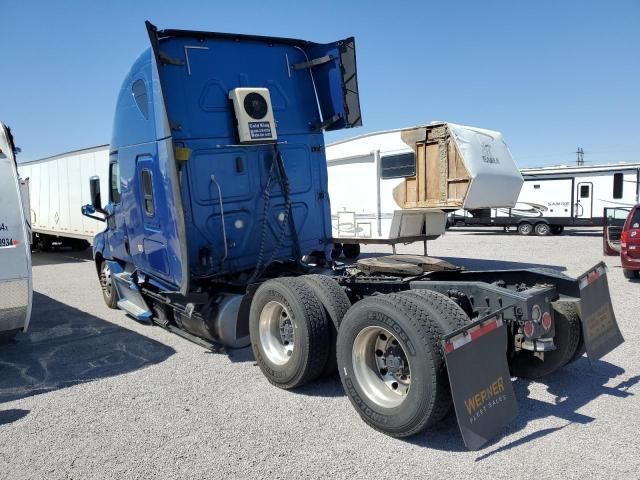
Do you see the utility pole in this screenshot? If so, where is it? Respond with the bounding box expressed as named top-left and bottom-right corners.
top-left (576, 147), bottom-right (584, 166)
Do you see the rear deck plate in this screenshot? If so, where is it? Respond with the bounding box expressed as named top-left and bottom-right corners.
top-left (444, 316), bottom-right (518, 450)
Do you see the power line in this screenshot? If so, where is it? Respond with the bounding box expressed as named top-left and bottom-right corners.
top-left (518, 149), bottom-right (640, 161)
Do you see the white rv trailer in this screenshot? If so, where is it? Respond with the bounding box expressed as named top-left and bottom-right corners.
top-left (18, 145), bottom-right (109, 250)
top-left (0, 122), bottom-right (32, 341)
top-left (326, 122), bottom-right (523, 256)
top-left (450, 162), bottom-right (640, 235)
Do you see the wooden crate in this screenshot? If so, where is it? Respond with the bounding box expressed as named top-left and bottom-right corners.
top-left (393, 124), bottom-right (470, 209)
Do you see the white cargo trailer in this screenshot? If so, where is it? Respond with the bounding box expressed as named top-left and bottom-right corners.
top-left (449, 163), bottom-right (640, 235)
top-left (18, 145), bottom-right (109, 249)
top-left (0, 122), bottom-right (32, 341)
top-left (326, 122), bottom-right (523, 256)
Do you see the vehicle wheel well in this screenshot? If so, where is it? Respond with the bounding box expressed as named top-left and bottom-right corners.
top-left (94, 252), bottom-right (104, 276)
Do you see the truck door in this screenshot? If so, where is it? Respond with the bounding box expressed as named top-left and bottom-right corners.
top-left (106, 154), bottom-right (129, 261)
top-left (133, 155), bottom-right (170, 278)
top-left (576, 182), bottom-right (593, 218)
top-left (603, 207), bottom-right (631, 255)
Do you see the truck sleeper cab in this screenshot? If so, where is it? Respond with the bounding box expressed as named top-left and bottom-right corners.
top-left (84, 23), bottom-right (624, 450)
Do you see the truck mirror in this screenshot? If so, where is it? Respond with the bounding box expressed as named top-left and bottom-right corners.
top-left (89, 176), bottom-right (104, 213)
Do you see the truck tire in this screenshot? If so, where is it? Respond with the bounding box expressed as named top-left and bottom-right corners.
top-left (301, 274), bottom-right (352, 376)
top-left (70, 239), bottom-right (91, 251)
top-left (342, 243), bottom-right (361, 259)
top-left (36, 234), bottom-right (52, 252)
top-left (249, 277), bottom-right (330, 389)
top-left (399, 289), bottom-right (470, 332)
top-left (569, 333), bottom-right (586, 364)
top-left (510, 301), bottom-right (581, 379)
top-left (331, 243), bottom-right (343, 259)
top-left (534, 222), bottom-right (551, 236)
top-left (99, 261), bottom-right (119, 309)
top-left (337, 293), bottom-right (451, 438)
top-left (517, 222), bottom-right (533, 236)
top-left (623, 268), bottom-right (639, 280)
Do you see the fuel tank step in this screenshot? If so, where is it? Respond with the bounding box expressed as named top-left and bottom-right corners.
top-left (112, 272), bottom-right (152, 322)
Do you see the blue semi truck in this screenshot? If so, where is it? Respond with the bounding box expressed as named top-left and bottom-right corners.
top-left (82, 22), bottom-right (624, 450)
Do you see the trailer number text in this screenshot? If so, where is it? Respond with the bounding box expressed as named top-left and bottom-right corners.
top-left (0, 237), bottom-right (15, 247)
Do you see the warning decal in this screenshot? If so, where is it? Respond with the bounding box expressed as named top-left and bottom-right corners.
top-left (248, 121), bottom-right (273, 139)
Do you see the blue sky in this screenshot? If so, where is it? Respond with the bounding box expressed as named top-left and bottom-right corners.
top-left (1, 0), bottom-right (638, 167)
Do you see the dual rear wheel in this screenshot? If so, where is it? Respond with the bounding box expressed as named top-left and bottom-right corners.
top-left (250, 281), bottom-right (470, 437)
top-left (249, 275), bottom-right (351, 389)
top-left (517, 222), bottom-right (564, 236)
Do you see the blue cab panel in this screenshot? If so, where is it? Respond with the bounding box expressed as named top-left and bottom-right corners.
top-left (95, 23), bottom-right (362, 294)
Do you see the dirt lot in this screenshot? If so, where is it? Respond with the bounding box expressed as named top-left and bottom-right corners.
top-left (1, 228), bottom-right (638, 479)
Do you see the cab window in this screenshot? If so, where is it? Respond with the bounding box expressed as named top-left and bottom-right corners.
top-left (109, 162), bottom-right (121, 203)
top-left (141, 169), bottom-right (155, 217)
top-left (132, 79), bottom-right (149, 120)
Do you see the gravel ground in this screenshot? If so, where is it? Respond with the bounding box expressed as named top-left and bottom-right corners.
top-left (1, 227), bottom-right (638, 479)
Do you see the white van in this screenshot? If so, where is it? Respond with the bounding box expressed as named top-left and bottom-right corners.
top-left (0, 122), bottom-right (32, 342)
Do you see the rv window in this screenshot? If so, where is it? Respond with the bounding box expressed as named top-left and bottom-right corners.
top-left (380, 152), bottom-right (416, 179)
top-left (141, 169), bottom-right (155, 217)
top-left (132, 79), bottom-right (149, 120)
top-left (109, 162), bottom-right (121, 204)
top-left (580, 185), bottom-right (590, 198)
top-left (613, 173), bottom-right (624, 199)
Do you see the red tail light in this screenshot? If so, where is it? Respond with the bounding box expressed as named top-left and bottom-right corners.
top-left (523, 321), bottom-right (535, 338)
top-left (621, 230), bottom-right (629, 247)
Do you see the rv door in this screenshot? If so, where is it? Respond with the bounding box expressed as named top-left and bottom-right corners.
top-left (576, 182), bottom-right (593, 218)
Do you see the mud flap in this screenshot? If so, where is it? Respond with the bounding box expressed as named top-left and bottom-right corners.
top-left (443, 313), bottom-right (518, 450)
top-left (577, 263), bottom-right (624, 360)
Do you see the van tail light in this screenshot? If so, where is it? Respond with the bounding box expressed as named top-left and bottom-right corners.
top-left (621, 231), bottom-right (629, 247)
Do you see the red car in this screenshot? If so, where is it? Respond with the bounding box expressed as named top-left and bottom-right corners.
top-left (620, 205), bottom-right (640, 279)
top-left (603, 205), bottom-right (640, 279)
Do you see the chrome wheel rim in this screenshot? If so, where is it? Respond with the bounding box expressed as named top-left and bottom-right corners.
top-left (352, 326), bottom-right (411, 408)
top-left (259, 301), bottom-right (295, 365)
top-left (100, 263), bottom-right (112, 297)
top-left (537, 224), bottom-right (549, 235)
top-left (520, 224), bottom-right (532, 234)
